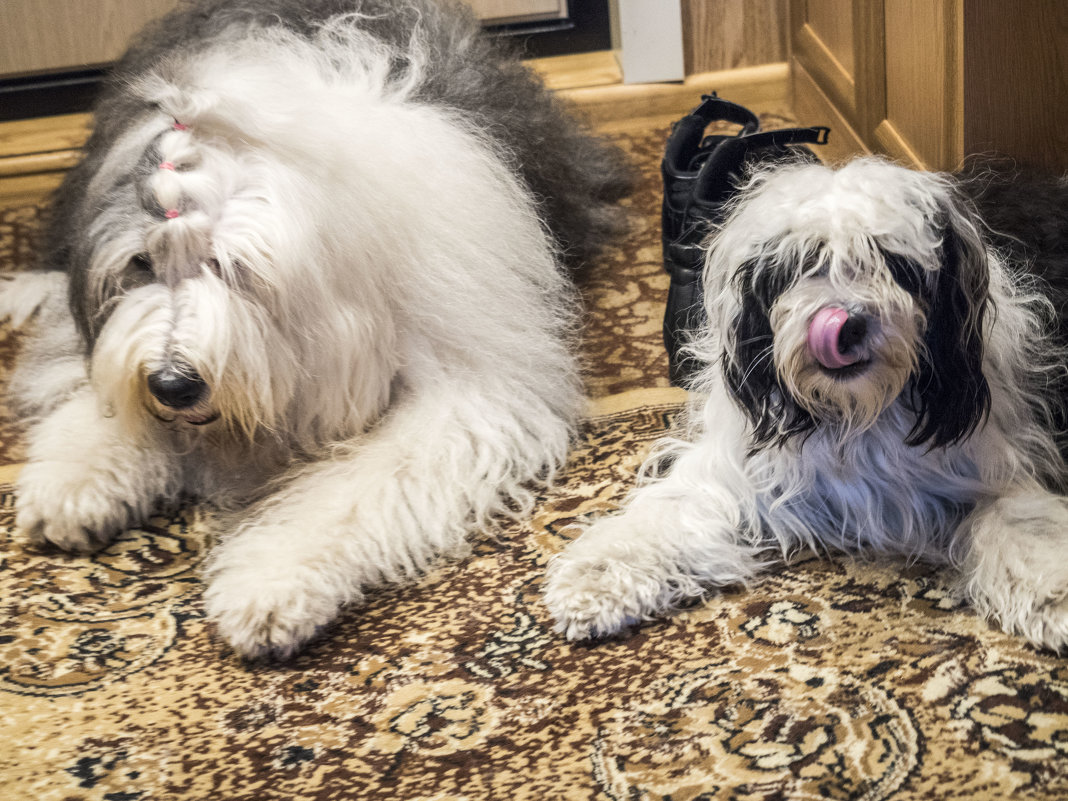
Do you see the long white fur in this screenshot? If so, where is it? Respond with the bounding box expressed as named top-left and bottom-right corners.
top-left (4, 19), bottom-right (583, 658)
top-left (545, 158), bottom-right (1068, 651)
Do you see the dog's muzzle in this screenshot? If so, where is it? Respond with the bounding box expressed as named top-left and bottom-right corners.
top-left (808, 307), bottom-right (870, 370)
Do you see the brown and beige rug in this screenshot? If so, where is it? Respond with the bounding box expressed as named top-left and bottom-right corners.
top-left (2, 117), bottom-right (1067, 801)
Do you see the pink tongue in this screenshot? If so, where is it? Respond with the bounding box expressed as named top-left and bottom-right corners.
top-left (808, 307), bottom-right (861, 369)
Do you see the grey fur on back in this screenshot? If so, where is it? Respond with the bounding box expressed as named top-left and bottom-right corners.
top-left (46, 0), bottom-right (631, 333)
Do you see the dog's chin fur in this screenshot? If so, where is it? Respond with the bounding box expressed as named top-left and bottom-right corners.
top-left (545, 156), bottom-right (1068, 653)
top-left (0, 0), bottom-right (629, 659)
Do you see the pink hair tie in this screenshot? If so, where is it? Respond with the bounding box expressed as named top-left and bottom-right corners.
top-left (159, 161), bottom-right (176, 171)
top-left (165, 209), bottom-right (181, 219)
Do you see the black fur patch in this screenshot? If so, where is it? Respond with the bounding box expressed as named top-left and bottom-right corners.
top-left (900, 218), bottom-right (992, 448)
top-left (723, 254), bottom-right (815, 449)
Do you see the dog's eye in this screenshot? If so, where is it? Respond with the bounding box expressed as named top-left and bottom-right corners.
top-left (120, 253), bottom-right (156, 292)
top-left (130, 253), bottom-right (153, 275)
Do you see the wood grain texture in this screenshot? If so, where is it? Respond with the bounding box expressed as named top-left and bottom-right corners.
top-left (0, 114), bottom-right (91, 209)
top-left (852, 0), bottom-right (887, 148)
top-left (962, 0), bottom-right (1068, 171)
top-left (793, 15), bottom-right (857, 119)
top-left (0, 114), bottom-right (92, 161)
top-left (789, 0), bottom-right (961, 170)
top-left (561, 62), bottom-right (790, 132)
top-left (0, 0), bottom-right (177, 77)
top-left (790, 57), bottom-right (870, 164)
top-left (883, 0), bottom-right (958, 170)
top-left (0, 1), bottom-right (559, 78)
top-left (804, 0), bottom-right (854, 75)
top-left (465, 0), bottom-right (566, 24)
top-left (527, 50), bottom-right (622, 91)
top-left (681, 0), bottom-right (788, 74)
top-left (789, 0), bottom-right (861, 127)
top-left (0, 172), bottom-right (65, 209)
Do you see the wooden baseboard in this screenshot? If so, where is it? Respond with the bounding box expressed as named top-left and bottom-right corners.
top-left (0, 54), bottom-right (792, 208)
top-left (561, 62), bottom-right (791, 133)
top-left (527, 50), bottom-right (622, 90)
top-left (0, 112), bottom-right (91, 207)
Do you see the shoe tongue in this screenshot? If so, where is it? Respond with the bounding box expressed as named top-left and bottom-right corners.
top-left (808, 307), bottom-right (861, 369)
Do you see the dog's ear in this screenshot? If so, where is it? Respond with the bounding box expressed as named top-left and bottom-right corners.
top-left (723, 257), bottom-right (815, 449)
top-left (905, 192), bottom-right (992, 448)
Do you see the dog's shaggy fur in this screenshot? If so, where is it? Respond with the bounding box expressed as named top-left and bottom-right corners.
top-left (545, 157), bottom-right (1068, 651)
top-left (0, 0), bottom-right (629, 658)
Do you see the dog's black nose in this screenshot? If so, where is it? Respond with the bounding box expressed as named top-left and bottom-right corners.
top-left (838, 313), bottom-right (868, 354)
top-left (147, 368), bottom-right (208, 409)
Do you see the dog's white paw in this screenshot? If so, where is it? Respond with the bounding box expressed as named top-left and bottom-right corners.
top-left (15, 460), bottom-right (137, 552)
top-left (1012, 596), bottom-right (1068, 653)
top-left (543, 556), bottom-right (647, 640)
top-left (971, 556), bottom-right (1068, 652)
top-left (970, 574), bottom-right (1068, 653)
top-left (964, 492), bottom-right (1068, 653)
top-left (204, 553), bottom-right (348, 660)
top-left (544, 537), bottom-right (673, 641)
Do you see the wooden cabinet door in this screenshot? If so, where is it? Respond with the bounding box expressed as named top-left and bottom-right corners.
top-left (790, 0), bottom-right (875, 162)
top-left (877, 0), bottom-right (960, 169)
top-left (791, 0), bottom-right (961, 170)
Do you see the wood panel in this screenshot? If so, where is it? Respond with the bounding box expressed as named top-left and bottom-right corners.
top-left (790, 57), bottom-right (869, 164)
top-left (804, 0), bottom-right (854, 75)
top-left (790, 0), bottom-right (857, 122)
top-left (0, 1), bottom-right (564, 79)
top-left (0, 113), bottom-right (91, 207)
top-left (962, 0), bottom-right (1068, 171)
top-left (681, 0), bottom-right (788, 74)
top-left (466, 0), bottom-right (567, 25)
top-left (791, 0), bottom-right (1065, 171)
top-left (527, 50), bottom-right (621, 91)
top-left (561, 62), bottom-right (789, 132)
top-left (879, 0), bottom-right (959, 169)
top-left (852, 0), bottom-right (886, 146)
top-left (0, 0), bottom-right (177, 77)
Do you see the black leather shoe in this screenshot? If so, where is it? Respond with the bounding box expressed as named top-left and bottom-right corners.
top-left (661, 95), bottom-right (830, 386)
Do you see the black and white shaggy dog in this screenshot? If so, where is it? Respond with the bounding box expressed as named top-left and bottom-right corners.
top-left (545, 157), bottom-right (1068, 651)
top-left (0, 0), bottom-right (629, 658)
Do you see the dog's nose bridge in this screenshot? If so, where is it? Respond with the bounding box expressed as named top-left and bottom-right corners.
top-left (157, 259), bottom-right (209, 288)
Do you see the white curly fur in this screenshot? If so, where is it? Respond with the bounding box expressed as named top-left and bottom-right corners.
top-left (545, 158), bottom-right (1068, 652)
top-left (0, 2), bottom-right (623, 659)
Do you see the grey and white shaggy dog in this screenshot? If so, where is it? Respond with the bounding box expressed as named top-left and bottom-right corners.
top-left (0, 0), bottom-right (628, 658)
top-left (545, 157), bottom-right (1068, 651)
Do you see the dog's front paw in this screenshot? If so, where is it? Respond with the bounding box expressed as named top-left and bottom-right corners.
top-left (204, 555), bottom-right (348, 660)
top-left (15, 461), bottom-right (137, 552)
top-left (544, 524), bottom-right (677, 641)
top-left (1013, 596), bottom-right (1068, 653)
top-left (964, 492), bottom-right (1068, 653)
top-left (543, 555), bottom-right (649, 640)
top-left (971, 574), bottom-right (1068, 652)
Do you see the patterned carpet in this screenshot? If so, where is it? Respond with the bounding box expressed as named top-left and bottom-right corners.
top-left (2, 114), bottom-right (1067, 801)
